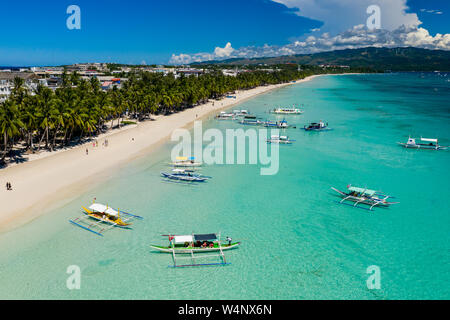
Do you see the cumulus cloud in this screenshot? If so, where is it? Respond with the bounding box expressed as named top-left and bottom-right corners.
top-left (169, 42), bottom-right (234, 65)
top-left (169, 25), bottom-right (450, 64)
top-left (272, 0), bottom-right (420, 33)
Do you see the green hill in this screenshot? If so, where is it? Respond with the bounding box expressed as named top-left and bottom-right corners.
top-left (198, 47), bottom-right (450, 71)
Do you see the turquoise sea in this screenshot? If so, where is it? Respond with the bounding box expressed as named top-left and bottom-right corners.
top-left (0, 73), bottom-right (449, 299)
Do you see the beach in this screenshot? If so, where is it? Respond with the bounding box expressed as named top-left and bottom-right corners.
top-left (0, 75), bottom-right (318, 232)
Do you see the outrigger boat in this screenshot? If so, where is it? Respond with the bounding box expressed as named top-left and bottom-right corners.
top-left (270, 107), bottom-right (303, 115)
top-left (332, 185), bottom-right (399, 211)
top-left (239, 115), bottom-right (263, 126)
top-left (161, 169), bottom-right (211, 182)
top-left (69, 202), bottom-right (143, 236)
top-left (150, 233), bottom-right (240, 267)
top-left (266, 135), bottom-right (294, 144)
top-left (215, 111), bottom-right (236, 120)
top-left (232, 109), bottom-right (249, 116)
top-left (303, 120), bottom-right (331, 131)
top-left (169, 156), bottom-right (202, 167)
top-left (264, 119), bottom-right (292, 129)
top-left (397, 137), bottom-right (448, 150)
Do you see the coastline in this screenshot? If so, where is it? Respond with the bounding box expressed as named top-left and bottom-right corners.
top-left (0, 74), bottom-right (322, 233)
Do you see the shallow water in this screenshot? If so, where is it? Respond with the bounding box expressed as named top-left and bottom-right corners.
top-left (0, 73), bottom-right (449, 299)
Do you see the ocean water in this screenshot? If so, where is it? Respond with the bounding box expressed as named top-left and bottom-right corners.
top-left (0, 73), bottom-right (449, 300)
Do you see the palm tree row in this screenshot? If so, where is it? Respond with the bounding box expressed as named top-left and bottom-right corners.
top-left (0, 67), bottom-right (318, 164)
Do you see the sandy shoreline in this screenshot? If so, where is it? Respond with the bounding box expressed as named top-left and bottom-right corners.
top-left (0, 75), bottom-right (321, 232)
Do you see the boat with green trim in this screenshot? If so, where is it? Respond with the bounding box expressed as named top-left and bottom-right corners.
top-left (150, 233), bottom-right (240, 267)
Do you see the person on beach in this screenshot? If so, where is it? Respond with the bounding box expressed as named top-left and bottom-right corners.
top-left (86, 148), bottom-right (89, 155)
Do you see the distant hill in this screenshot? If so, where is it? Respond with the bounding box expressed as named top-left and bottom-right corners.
top-left (196, 47), bottom-right (450, 71)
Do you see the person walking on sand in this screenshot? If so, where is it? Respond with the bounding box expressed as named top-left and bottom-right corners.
top-left (86, 148), bottom-right (89, 155)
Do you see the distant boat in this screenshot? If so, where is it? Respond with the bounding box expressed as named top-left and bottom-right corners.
top-left (302, 120), bottom-right (331, 131)
top-left (239, 115), bottom-right (263, 126)
top-left (270, 107), bottom-right (303, 115)
top-left (215, 112), bottom-right (236, 120)
top-left (264, 119), bottom-right (291, 128)
top-left (397, 137), bottom-right (447, 150)
top-left (266, 135), bottom-right (294, 144)
top-left (332, 185), bottom-right (399, 211)
top-left (169, 156), bottom-right (203, 167)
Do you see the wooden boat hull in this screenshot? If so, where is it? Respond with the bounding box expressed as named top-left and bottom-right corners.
top-left (150, 242), bottom-right (241, 253)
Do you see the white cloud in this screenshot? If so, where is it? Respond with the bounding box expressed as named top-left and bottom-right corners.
top-left (272, 0), bottom-right (420, 33)
top-left (170, 42), bottom-right (234, 64)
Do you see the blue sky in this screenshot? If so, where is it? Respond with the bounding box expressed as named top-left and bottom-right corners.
top-left (0, 0), bottom-right (448, 66)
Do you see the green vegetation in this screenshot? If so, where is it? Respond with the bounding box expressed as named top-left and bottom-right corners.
top-left (0, 66), bottom-right (366, 165)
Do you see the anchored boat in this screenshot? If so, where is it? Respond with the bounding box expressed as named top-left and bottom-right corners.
top-left (150, 233), bottom-right (240, 267)
top-left (169, 156), bottom-right (202, 167)
top-left (332, 185), bottom-right (399, 211)
top-left (69, 202), bottom-right (143, 236)
top-left (270, 107), bottom-right (303, 115)
top-left (303, 120), bottom-right (331, 131)
top-left (161, 169), bottom-right (211, 182)
top-left (266, 135), bottom-right (294, 144)
top-left (215, 111), bottom-right (236, 120)
top-left (264, 119), bottom-right (292, 128)
top-left (239, 115), bottom-right (263, 126)
top-left (397, 137), bottom-right (448, 150)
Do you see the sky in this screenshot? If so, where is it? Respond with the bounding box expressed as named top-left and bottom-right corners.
top-left (0, 0), bottom-right (449, 66)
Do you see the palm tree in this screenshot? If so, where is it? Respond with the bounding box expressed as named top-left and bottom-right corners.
top-left (0, 100), bottom-right (25, 163)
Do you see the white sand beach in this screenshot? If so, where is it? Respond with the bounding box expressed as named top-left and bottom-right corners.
top-left (0, 75), bottom-right (319, 232)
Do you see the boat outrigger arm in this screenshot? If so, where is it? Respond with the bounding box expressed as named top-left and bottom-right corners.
top-left (69, 203), bottom-right (143, 236)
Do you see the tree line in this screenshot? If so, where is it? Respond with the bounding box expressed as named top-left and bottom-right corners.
top-left (0, 66), bottom-right (360, 164)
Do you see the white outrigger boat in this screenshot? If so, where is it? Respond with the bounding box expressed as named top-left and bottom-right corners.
top-left (239, 115), bottom-right (263, 126)
top-left (332, 185), bottom-right (399, 211)
top-left (161, 169), bottom-right (211, 182)
top-left (150, 233), bottom-right (240, 267)
top-left (270, 107), bottom-right (303, 115)
top-left (232, 109), bottom-right (249, 116)
top-left (69, 202), bottom-right (143, 236)
top-left (169, 156), bottom-right (203, 167)
top-left (264, 119), bottom-right (292, 129)
top-left (215, 111), bottom-right (236, 120)
top-left (266, 135), bottom-right (294, 144)
top-left (397, 137), bottom-right (448, 150)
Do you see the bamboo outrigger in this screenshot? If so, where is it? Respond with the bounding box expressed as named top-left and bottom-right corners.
top-left (69, 202), bottom-right (143, 236)
top-left (150, 233), bottom-right (240, 268)
top-left (332, 185), bottom-right (399, 211)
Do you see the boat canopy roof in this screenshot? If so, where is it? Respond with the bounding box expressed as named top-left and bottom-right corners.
top-left (421, 138), bottom-right (438, 143)
top-left (89, 203), bottom-right (119, 217)
top-left (172, 233), bottom-right (217, 244)
top-left (176, 156), bottom-right (195, 161)
top-left (194, 233), bottom-right (217, 242)
top-left (348, 186), bottom-right (376, 196)
top-left (173, 235), bottom-right (194, 244)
